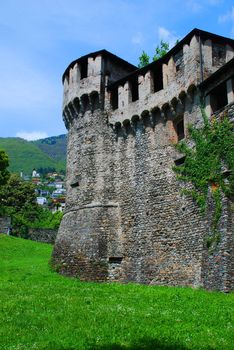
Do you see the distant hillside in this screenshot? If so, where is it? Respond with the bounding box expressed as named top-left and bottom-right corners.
top-left (32, 134), bottom-right (67, 162)
top-left (0, 136), bottom-right (67, 175)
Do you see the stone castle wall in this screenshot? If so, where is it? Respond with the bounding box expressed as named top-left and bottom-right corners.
top-left (27, 228), bottom-right (57, 244)
top-left (0, 217), bottom-right (11, 234)
top-left (52, 29), bottom-right (234, 291)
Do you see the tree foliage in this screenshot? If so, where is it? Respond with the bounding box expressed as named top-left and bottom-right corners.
top-left (138, 40), bottom-right (170, 68)
top-left (0, 174), bottom-right (39, 235)
top-left (30, 208), bottom-right (63, 229)
top-left (174, 110), bottom-right (234, 234)
top-left (0, 173), bottom-right (63, 236)
top-left (138, 51), bottom-right (150, 68)
top-left (0, 149), bottom-right (10, 186)
top-left (1, 174), bottom-right (37, 212)
top-left (152, 40), bottom-right (170, 61)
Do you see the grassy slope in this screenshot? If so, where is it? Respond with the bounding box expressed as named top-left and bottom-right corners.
top-left (0, 235), bottom-right (233, 350)
top-left (0, 138), bottom-right (65, 174)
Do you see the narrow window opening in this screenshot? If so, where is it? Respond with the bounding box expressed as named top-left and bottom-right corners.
top-left (176, 119), bottom-right (185, 141)
top-left (130, 77), bottom-right (139, 102)
top-left (210, 81), bottom-right (228, 113)
top-left (111, 88), bottom-right (118, 110)
top-left (174, 156), bottom-right (186, 166)
top-left (109, 257), bottom-right (123, 264)
top-left (152, 67), bottom-right (163, 92)
top-left (81, 94), bottom-right (89, 112)
top-left (90, 92), bottom-right (99, 111)
top-left (80, 58), bottom-right (88, 79)
top-left (174, 117), bottom-right (185, 142)
top-left (71, 181), bottom-right (79, 188)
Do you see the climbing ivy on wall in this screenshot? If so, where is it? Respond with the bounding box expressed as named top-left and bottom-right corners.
top-left (173, 109), bottom-right (234, 235)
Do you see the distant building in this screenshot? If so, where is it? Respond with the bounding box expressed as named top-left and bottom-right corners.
top-left (36, 197), bottom-right (48, 205)
top-left (32, 169), bottom-right (40, 178)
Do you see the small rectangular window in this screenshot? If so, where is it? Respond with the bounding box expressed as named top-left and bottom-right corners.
top-left (152, 67), bottom-right (163, 92)
top-left (176, 119), bottom-right (185, 141)
top-left (80, 58), bottom-right (88, 79)
top-left (111, 88), bottom-right (118, 110)
top-left (210, 81), bottom-right (228, 113)
top-left (129, 77), bottom-right (139, 102)
top-left (174, 156), bottom-right (186, 166)
top-left (109, 257), bottom-right (123, 264)
top-left (70, 181), bottom-right (79, 188)
top-left (174, 117), bottom-right (184, 142)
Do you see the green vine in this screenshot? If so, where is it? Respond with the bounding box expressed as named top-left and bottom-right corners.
top-left (173, 109), bottom-right (234, 240)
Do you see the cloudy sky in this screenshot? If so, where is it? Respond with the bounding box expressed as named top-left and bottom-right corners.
top-left (0, 0), bottom-right (234, 140)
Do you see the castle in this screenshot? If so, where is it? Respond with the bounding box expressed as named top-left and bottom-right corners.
top-left (52, 29), bottom-right (234, 291)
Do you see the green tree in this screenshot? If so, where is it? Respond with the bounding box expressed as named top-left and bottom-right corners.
top-left (152, 40), bottom-right (169, 61)
top-left (0, 174), bottom-right (38, 236)
top-left (0, 173), bottom-right (63, 235)
top-left (138, 51), bottom-right (150, 68)
top-left (0, 149), bottom-right (10, 187)
top-left (1, 174), bottom-right (37, 212)
top-left (30, 207), bottom-right (63, 229)
top-left (138, 40), bottom-right (170, 68)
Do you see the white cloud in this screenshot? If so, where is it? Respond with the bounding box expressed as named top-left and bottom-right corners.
top-left (219, 6), bottom-right (234, 36)
top-left (186, 0), bottom-right (202, 13)
top-left (158, 27), bottom-right (179, 48)
top-left (208, 0), bottom-right (222, 5)
top-left (219, 6), bottom-right (234, 23)
top-left (131, 32), bottom-right (144, 45)
top-left (16, 131), bottom-right (48, 141)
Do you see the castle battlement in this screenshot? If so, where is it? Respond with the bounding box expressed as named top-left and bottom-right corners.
top-left (106, 30), bottom-right (234, 126)
top-left (63, 29), bottom-right (234, 134)
top-left (53, 28), bottom-right (234, 291)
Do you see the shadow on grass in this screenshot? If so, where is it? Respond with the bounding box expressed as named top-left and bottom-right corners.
top-left (89, 337), bottom-right (189, 350)
top-left (43, 338), bottom-right (216, 350)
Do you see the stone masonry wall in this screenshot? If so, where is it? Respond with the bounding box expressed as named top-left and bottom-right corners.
top-left (53, 30), bottom-right (234, 291)
top-left (52, 107), bottom-right (119, 280)
top-left (107, 98), bottom-right (210, 286)
top-left (27, 228), bottom-right (57, 244)
top-left (0, 217), bottom-right (11, 234)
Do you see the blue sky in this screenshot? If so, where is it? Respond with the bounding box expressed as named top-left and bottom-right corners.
top-left (0, 0), bottom-right (234, 140)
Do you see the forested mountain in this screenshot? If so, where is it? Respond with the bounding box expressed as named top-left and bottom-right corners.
top-left (0, 135), bottom-right (67, 175)
top-left (32, 134), bottom-right (67, 162)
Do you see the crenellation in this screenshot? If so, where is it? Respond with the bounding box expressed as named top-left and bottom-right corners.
top-left (202, 39), bottom-right (213, 79)
top-left (119, 82), bottom-right (130, 109)
top-left (53, 28), bottom-right (234, 291)
top-left (226, 44), bottom-right (234, 62)
top-left (227, 78), bottom-right (234, 104)
top-left (138, 71), bottom-right (153, 99)
top-left (107, 35), bottom-right (211, 125)
top-left (87, 55), bottom-right (102, 76)
top-left (69, 63), bottom-right (80, 85)
top-left (212, 42), bottom-right (226, 68)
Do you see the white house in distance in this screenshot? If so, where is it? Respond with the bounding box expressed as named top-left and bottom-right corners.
top-left (36, 197), bottom-right (48, 205)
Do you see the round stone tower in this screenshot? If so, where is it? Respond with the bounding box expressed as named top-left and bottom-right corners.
top-left (52, 51), bottom-right (136, 280)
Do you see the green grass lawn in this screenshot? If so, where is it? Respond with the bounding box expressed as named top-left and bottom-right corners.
top-left (0, 235), bottom-right (233, 350)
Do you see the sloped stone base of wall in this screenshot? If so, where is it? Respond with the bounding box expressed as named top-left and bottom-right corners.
top-left (28, 228), bottom-right (57, 244)
top-left (0, 217), bottom-right (11, 234)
